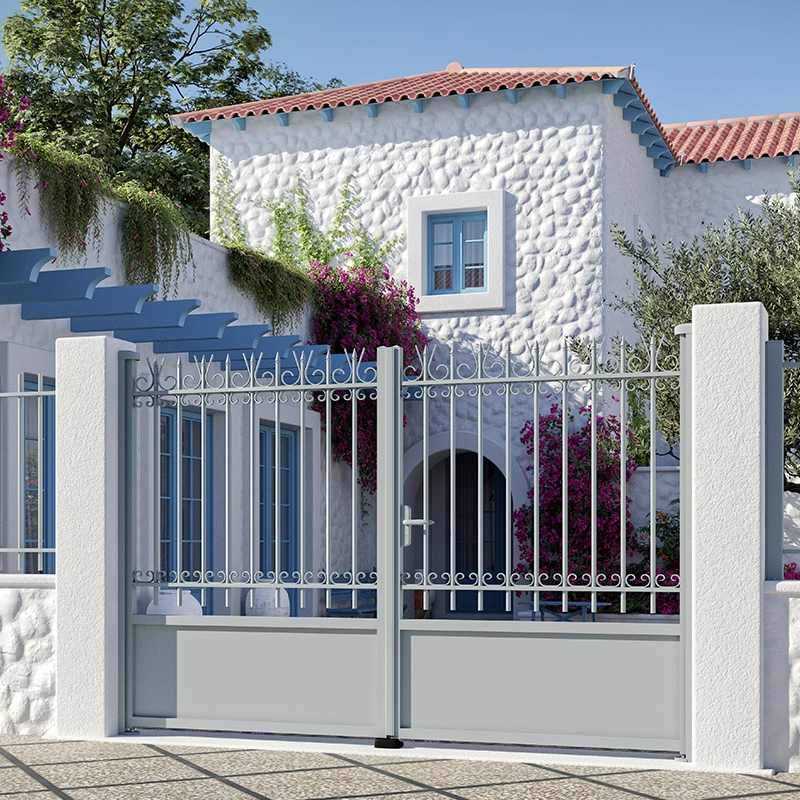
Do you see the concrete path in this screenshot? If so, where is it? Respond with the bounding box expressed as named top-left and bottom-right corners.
top-left (1, 732), bottom-right (799, 799)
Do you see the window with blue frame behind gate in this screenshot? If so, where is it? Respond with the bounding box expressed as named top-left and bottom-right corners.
top-left (428, 212), bottom-right (487, 294)
top-left (24, 377), bottom-right (55, 575)
top-left (159, 409), bottom-right (213, 605)
top-left (260, 424), bottom-right (299, 615)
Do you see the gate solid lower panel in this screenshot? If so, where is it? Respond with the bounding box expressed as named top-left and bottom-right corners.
top-left (129, 616), bottom-right (379, 737)
top-left (399, 620), bottom-right (683, 751)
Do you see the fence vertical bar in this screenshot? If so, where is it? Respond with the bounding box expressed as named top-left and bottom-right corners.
top-left (376, 345), bottom-right (403, 747)
top-left (765, 340), bottom-right (785, 581)
top-left (676, 322), bottom-right (692, 760)
top-left (119, 350), bottom-right (139, 732)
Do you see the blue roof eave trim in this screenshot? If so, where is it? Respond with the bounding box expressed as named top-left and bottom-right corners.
top-left (602, 78), bottom-right (676, 176)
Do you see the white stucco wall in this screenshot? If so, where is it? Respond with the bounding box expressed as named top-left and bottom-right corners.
top-left (661, 156), bottom-right (797, 243)
top-left (0, 581), bottom-right (55, 735)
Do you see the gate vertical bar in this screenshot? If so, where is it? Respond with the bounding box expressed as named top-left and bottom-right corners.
top-left (765, 340), bottom-right (785, 581)
top-left (676, 322), bottom-right (692, 759)
top-left (119, 350), bottom-right (140, 731)
top-left (375, 345), bottom-right (404, 747)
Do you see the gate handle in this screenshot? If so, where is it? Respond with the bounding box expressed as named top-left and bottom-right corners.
top-left (401, 505), bottom-right (434, 547)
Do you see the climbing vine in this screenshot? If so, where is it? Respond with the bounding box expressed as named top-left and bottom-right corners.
top-left (8, 134), bottom-right (194, 293)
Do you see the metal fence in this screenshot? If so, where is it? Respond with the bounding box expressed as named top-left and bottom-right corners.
top-left (400, 338), bottom-right (681, 619)
top-left (128, 337), bottom-right (681, 620)
top-left (0, 374), bottom-right (56, 574)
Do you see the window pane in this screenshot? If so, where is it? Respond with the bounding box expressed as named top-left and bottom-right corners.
top-left (432, 221), bottom-right (453, 244)
top-left (464, 241), bottom-right (485, 268)
top-left (463, 219), bottom-right (485, 241)
top-left (434, 268), bottom-right (453, 290)
top-left (433, 243), bottom-right (452, 268)
top-left (464, 268), bottom-right (485, 289)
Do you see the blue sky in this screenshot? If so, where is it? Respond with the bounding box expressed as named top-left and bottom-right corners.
top-left (1, 0), bottom-right (798, 124)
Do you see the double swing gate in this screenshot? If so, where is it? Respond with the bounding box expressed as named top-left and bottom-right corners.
top-left (123, 337), bottom-right (688, 752)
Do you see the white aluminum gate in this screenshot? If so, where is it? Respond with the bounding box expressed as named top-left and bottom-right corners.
top-left (123, 337), bottom-right (688, 753)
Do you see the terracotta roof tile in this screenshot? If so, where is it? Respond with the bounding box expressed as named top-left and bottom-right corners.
top-left (665, 115), bottom-right (800, 164)
top-left (171, 63), bottom-right (635, 123)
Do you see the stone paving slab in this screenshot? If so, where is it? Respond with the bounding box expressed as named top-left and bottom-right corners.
top-left (0, 736), bottom-right (799, 800)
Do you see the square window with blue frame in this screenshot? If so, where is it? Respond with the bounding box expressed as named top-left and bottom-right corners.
top-left (159, 408), bottom-right (213, 608)
top-left (428, 211), bottom-right (487, 295)
top-left (260, 423), bottom-right (299, 616)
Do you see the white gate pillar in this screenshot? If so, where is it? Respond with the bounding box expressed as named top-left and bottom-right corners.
top-left (54, 335), bottom-right (136, 738)
top-left (691, 302), bottom-right (768, 770)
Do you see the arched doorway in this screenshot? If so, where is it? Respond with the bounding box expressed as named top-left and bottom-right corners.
top-left (420, 452), bottom-right (510, 616)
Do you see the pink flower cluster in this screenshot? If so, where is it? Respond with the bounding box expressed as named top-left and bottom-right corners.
top-left (309, 263), bottom-right (428, 493)
top-left (785, 562), bottom-right (800, 580)
top-left (0, 75), bottom-right (30, 250)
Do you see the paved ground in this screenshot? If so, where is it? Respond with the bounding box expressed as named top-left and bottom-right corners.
top-left (1, 734), bottom-right (800, 800)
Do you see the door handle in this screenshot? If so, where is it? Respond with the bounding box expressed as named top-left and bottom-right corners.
top-left (401, 505), bottom-right (434, 547)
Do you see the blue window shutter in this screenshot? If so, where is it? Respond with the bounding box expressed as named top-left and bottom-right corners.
top-left (159, 408), bottom-right (213, 610)
top-left (23, 377), bottom-right (55, 574)
top-left (427, 211), bottom-right (487, 295)
top-left (260, 424), bottom-right (299, 616)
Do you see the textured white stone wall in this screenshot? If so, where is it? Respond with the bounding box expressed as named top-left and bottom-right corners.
top-left (662, 156), bottom-right (797, 242)
top-left (0, 585), bottom-right (55, 735)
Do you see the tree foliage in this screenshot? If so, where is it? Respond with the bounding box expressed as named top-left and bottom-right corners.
top-left (611, 170), bottom-right (800, 488)
top-left (1, 0), bottom-right (341, 234)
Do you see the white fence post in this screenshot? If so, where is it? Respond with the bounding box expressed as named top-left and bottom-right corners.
top-left (54, 335), bottom-right (137, 738)
top-left (691, 302), bottom-right (768, 771)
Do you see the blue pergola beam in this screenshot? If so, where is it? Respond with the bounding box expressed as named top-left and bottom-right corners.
top-left (0, 268), bottom-right (110, 305)
top-left (70, 298), bottom-right (200, 332)
top-left (0, 248), bottom-right (57, 284)
top-left (119, 312), bottom-right (238, 343)
top-left (21, 284), bottom-right (158, 320)
top-left (153, 323), bottom-right (273, 354)
top-left (186, 334), bottom-right (301, 364)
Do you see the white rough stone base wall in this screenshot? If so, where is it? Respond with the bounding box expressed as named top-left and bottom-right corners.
top-left (0, 587), bottom-right (55, 735)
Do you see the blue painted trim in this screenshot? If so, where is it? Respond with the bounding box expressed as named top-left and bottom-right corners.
top-left (427, 212), bottom-right (488, 297)
top-left (458, 94), bottom-right (471, 109)
top-left (700, 162), bottom-right (709, 174)
top-left (622, 106), bottom-right (648, 122)
top-left (556, 85), bottom-right (567, 100)
top-left (411, 99), bottom-right (424, 114)
top-left (601, 79), bottom-right (625, 94)
top-left (277, 113), bottom-right (289, 127)
top-left (638, 133), bottom-right (661, 148)
top-left (0, 268), bottom-right (109, 305)
top-left (652, 154), bottom-right (673, 169)
top-left (232, 117), bottom-right (246, 131)
top-left (505, 89), bottom-right (518, 104)
top-left (70, 298), bottom-right (200, 333)
top-left (613, 91), bottom-right (639, 108)
top-left (183, 121), bottom-right (212, 143)
top-left (153, 323), bottom-right (272, 354)
top-left (21, 284), bottom-right (158, 320)
top-left (660, 164), bottom-right (676, 177)
top-left (320, 108), bottom-right (333, 123)
top-left (646, 144), bottom-right (669, 160)
top-left (367, 103), bottom-right (378, 118)
top-left (119, 312), bottom-right (237, 343)
top-left (788, 155), bottom-right (795, 166)
top-left (630, 120), bottom-right (657, 135)
top-left (743, 158), bottom-right (751, 170)
top-left (0, 248), bottom-right (56, 284)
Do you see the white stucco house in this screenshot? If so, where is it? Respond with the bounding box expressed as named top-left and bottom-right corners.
top-left (0, 63), bottom-right (799, 767)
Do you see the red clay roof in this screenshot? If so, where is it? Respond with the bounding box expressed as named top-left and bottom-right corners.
top-left (664, 114), bottom-right (800, 164)
top-left (172, 63), bottom-right (639, 123)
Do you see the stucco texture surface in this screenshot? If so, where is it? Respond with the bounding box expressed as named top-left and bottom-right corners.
top-left (0, 588), bottom-right (55, 735)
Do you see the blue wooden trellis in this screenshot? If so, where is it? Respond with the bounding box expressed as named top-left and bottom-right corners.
top-left (0, 247), bottom-right (377, 378)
